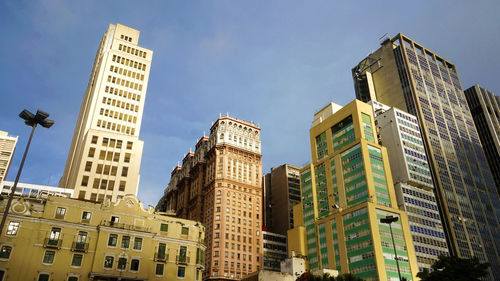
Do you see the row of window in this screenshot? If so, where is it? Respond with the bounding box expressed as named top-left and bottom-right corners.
top-left (100, 107), bottom-right (137, 124)
top-left (102, 96), bottom-right (139, 113)
top-left (105, 85), bottom-right (141, 103)
top-left (112, 55), bottom-right (147, 71)
top-left (118, 43), bottom-right (147, 59)
top-left (107, 75), bottom-right (143, 92)
top-left (91, 136), bottom-right (133, 149)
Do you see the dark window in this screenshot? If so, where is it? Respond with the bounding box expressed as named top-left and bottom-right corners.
top-left (38, 274), bottom-right (50, 281)
top-left (130, 259), bottom-right (139, 271)
top-left (0, 246), bottom-right (12, 259)
top-left (71, 254), bottom-right (83, 266)
top-left (108, 234), bottom-right (117, 247)
top-left (104, 256), bottom-right (114, 268)
top-left (160, 223), bottom-right (168, 232)
top-left (155, 263), bottom-right (164, 275)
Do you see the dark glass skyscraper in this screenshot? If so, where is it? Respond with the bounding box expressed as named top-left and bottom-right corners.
top-left (352, 34), bottom-right (500, 278)
top-left (464, 85), bottom-right (500, 194)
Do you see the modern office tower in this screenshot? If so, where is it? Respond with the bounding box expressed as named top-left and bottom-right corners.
top-left (371, 100), bottom-right (449, 271)
top-left (297, 100), bottom-right (419, 281)
top-left (0, 194), bottom-right (205, 280)
top-left (464, 85), bottom-right (500, 193)
top-left (0, 131), bottom-right (17, 187)
top-left (263, 164), bottom-right (301, 235)
top-left (352, 33), bottom-right (500, 278)
top-left (262, 231), bottom-right (288, 271)
top-left (156, 115), bottom-right (263, 281)
top-left (59, 24), bottom-right (152, 203)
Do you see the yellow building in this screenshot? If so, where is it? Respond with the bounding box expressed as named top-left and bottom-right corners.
top-left (0, 194), bottom-right (205, 281)
top-left (290, 100), bottom-right (419, 281)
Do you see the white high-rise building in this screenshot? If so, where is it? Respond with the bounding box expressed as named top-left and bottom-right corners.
top-left (0, 130), bottom-right (18, 187)
top-left (59, 24), bottom-right (153, 202)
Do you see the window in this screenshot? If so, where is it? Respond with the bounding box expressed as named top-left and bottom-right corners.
top-left (133, 237), bottom-right (142, 250)
top-left (179, 246), bottom-right (187, 263)
top-left (130, 259), bottom-right (139, 271)
top-left (160, 223), bottom-right (168, 232)
top-left (126, 141), bottom-right (133, 149)
top-left (118, 257), bottom-right (127, 270)
top-left (85, 161), bottom-right (92, 172)
top-left (49, 227), bottom-right (61, 245)
top-left (55, 207), bottom-right (66, 219)
top-left (156, 263), bottom-right (164, 275)
top-left (121, 236), bottom-right (130, 249)
top-left (124, 153), bottom-right (131, 163)
top-left (6, 222), bottom-right (19, 235)
top-left (103, 256), bottom-right (114, 269)
top-left (68, 277), bottom-right (78, 281)
top-left (88, 147), bottom-right (95, 157)
top-left (91, 135), bottom-right (98, 144)
top-left (121, 167), bottom-right (128, 177)
top-left (108, 234), bottom-right (118, 247)
top-left (119, 181), bottom-right (126, 191)
top-left (76, 231), bottom-right (87, 248)
top-left (111, 216), bottom-right (119, 223)
top-left (82, 211), bottom-right (92, 222)
top-left (181, 227), bottom-right (189, 235)
top-left (177, 266), bottom-right (186, 278)
top-left (71, 253), bottom-right (83, 266)
top-left (81, 176), bottom-right (89, 187)
top-left (43, 250), bottom-right (55, 264)
top-left (38, 274), bottom-right (50, 281)
top-left (158, 243), bottom-right (166, 259)
top-left (0, 246), bottom-right (12, 259)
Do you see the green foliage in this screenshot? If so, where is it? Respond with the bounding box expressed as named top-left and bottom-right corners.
top-left (296, 272), bottom-right (365, 281)
top-left (417, 254), bottom-right (490, 281)
top-left (334, 273), bottom-right (365, 281)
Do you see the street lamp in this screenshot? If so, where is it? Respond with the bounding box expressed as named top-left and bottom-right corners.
top-left (0, 109), bottom-right (54, 235)
top-left (380, 215), bottom-right (402, 281)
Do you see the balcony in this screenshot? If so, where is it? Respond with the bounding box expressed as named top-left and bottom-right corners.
top-left (71, 241), bottom-right (89, 252)
top-left (44, 238), bottom-right (62, 249)
top-left (100, 220), bottom-right (151, 232)
top-left (176, 255), bottom-right (190, 265)
top-left (154, 252), bottom-right (169, 262)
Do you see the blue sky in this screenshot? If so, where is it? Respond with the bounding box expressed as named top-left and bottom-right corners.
top-left (1, 1), bottom-right (499, 207)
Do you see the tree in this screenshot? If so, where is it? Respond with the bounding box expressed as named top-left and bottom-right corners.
top-left (417, 254), bottom-right (490, 281)
top-left (334, 273), bottom-right (365, 281)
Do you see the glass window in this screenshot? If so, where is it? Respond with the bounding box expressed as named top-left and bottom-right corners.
top-left (181, 227), bottom-right (189, 235)
top-left (158, 243), bottom-right (166, 259)
top-left (179, 246), bottom-right (187, 263)
top-left (81, 211), bottom-right (92, 221)
top-left (0, 246), bottom-right (12, 259)
top-left (6, 222), bottom-right (19, 235)
top-left (160, 223), bottom-right (168, 232)
top-left (133, 237), bottom-right (142, 250)
top-left (104, 256), bottom-right (114, 268)
top-left (68, 277), bottom-right (78, 281)
top-left (38, 274), bottom-right (50, 281)
top-left (55, 207), bottom-right (66, 218)
top-left (177, 266), bottom-right (186, 278)
top-left (71, 254), bottom-right (83, 266)
top-left (118, 257), bottom-right (127, 270)
top-left (155, 263), bottom-right (164, 275)
top-left (121, 236), bottom-right (130, 249)
top-left (43, 250), bottom-right (55, 264)
top-left (130, 259), bottom-right (139, 271)
top-left (108, 234), bottom-right (117, 247)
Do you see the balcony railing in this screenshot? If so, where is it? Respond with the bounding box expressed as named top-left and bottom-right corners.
top-left (100, 220), bottom-right (151, 232)
top-left (176, 255), bottom-right (190, 265)
top-left (71, 241), bottom-right (89, 252)
top-left (44, 238), bottom-right (62, 249)
top-left (154, 252), bottom-right (169, 262)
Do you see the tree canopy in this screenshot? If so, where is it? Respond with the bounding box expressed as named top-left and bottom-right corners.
top-left (417, 255), bottom-right (490, 281)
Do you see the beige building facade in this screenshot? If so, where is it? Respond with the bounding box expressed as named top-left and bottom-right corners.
top-left (0, 131), bottom-right (17, 187)
top-left (157, 115), bottom-right (263, 280)
top-left (60, 24), bottom-right (152, 203)
top-left (0, 194), bottom-right (205, 281)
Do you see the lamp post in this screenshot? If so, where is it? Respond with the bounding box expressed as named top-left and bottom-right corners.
top-left (0, 109), bottom-right (54, 235)
top-left (380, 215), bottom-right (402, 281)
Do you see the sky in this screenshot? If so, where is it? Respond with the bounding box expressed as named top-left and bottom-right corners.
top-left (0, 0), bottom-right (499, 207)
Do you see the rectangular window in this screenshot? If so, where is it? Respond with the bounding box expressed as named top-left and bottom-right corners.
top-left (68, 277), bottom-right (78, 281)
top-left (119, 181), bottom-right (126, 191)
top-left (160, 223), bottom-right (168, 232)
top-left (91, 136), bottom-right (98, 144)
top-left (55, 207), bottom-right (66, 219)
top-left (179, 246), bottom-right (187, 263)
top-left (156, 263), bottom-right (164, 275)
top-left (104, 256), bottom-right (114, 268)
top-left (181, 227), bottom-right (189, 235)
top-left (38, 274), bottom-right (50, 281)
top-left (84, 161), bottom-right (92, 172)
top-left (133, 237), bottom-right (142, 250)
top-left (71, 254), bottom-right (83, 267)
top-left (88, 147), bottom-right (95, 157)
top-left (126, 141), bottom-right (133, 149)
top-left (6, 222), bottom-right (19, 235)
top-left (124, 153), bottom-right (131, 163)
top-left (121, 236), bottom-right (130, 249)
top-left (49, 227), bottom-right (61, 245)
top-left (118, 257), bottom-right (127, 270)
top-left (0, 246), bottom-right (12, 259)
top-left (130, 259), bottom-right (139, 271)
top-left (158, 243), bottom-right (166, 259)
top-left (82, 211), bottom-right (92, 221)
top-left (43, 250), bottom-right (55, 264)
top-left (121, 167), bottom-right (128, 177)
top-left (99, 151), bottom-right (105, 160)
top-left (81, 176), bottom-right (89, 187)
top-left (108, 234), bottom-right (117, 247)
top-left (177, 266), bottom-right (186, 278)
top-left (92, 179), bottom-right (100, 189)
